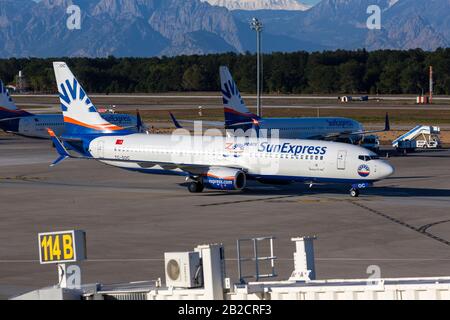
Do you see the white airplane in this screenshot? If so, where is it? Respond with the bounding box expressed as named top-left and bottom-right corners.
top-left (0, 80), bottom-right (142, 139)
top-left (48, 62), bottom-right (394, 197)
top-left (170, 66), bottom-right (389, 143)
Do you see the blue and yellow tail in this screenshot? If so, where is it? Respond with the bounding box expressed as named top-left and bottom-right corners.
top-left (53, 62), bottom-right (130, 136)
top-left (220, 66), bottom-right (259, 128)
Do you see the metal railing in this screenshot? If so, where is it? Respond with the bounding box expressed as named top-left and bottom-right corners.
top-left (237, 236), bottom-right (277, 284)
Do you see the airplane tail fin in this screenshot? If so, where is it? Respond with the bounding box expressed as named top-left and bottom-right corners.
top-left (53, 62), bottom-right (128, 135)
top-left (385, 113), bottom-right (390, 131)
top-left (220, 66), bottom-right (259, 128)
top-left (0, 80), bottom-right (31, 119)
top-left (169, 112), bottom-right (183, 129)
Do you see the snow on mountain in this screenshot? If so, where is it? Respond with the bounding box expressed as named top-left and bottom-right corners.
top-left (201, 0), bottom-right (312, 11)
top-left (388, 0), bottom-right (400, 7)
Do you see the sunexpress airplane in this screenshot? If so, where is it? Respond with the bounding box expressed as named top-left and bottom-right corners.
top-left (0, 80), bottom-right (140, 139)
top-left (49, 62), bottom-right (394, 197)
top-left (171, 66), bottom-right (389, 142)
top-left (219, 66), bottom-right (390, 141)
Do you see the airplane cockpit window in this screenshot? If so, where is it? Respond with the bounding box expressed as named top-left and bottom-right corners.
top-left (359, 155), bottom-right (380, 161)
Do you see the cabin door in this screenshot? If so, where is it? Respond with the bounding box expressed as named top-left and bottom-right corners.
top-left (337, 150), bottom-right (347, 170)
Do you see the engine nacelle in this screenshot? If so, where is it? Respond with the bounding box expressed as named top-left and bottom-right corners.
top-left (202, 167), bottom-right (246, 191)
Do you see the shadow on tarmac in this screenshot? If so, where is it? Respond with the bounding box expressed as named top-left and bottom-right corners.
top-left (179, 182), bottom-right (450, 198)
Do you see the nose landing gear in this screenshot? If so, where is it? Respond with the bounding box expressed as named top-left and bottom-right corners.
top-left (349, 182), bottom-right (372, 198)
top-left (350, 188), bottom-right (360, 198)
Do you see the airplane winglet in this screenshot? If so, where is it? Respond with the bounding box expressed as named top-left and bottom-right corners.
top-left (136, 109), bottom-right (143, 132)
top-left (50, 155), bottom-right (69, 167)
top-left (47, 128), bottom-right (70, 166)
top-left (169, 112), bottom-right (183, 129)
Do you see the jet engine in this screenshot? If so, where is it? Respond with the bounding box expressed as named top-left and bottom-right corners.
top-left (202, 167), bottom-right (246, 191)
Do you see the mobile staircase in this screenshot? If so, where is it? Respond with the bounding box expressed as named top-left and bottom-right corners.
top-left (392, 125), bottom-right (441, 153)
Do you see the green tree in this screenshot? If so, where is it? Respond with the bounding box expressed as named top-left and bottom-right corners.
top-left (182, 64), bottom-right (206, 91)
top-left (338, 60), bottom-right (365, 93)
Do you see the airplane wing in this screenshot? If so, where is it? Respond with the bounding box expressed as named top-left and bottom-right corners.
top-left (104, 158), bottom-right (247, 177)
top-left (0, 116), bottom-right (22, 122)
top-left (169, 112), bottom-right (224, 128)
top-left (135, 161), bottom-right (246, 176)
top-left (169, 112), bottom-right (259, 130)
top-left (49, 128), bottom-right (247, 175)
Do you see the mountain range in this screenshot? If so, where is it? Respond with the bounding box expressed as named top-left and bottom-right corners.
top-left (0, 0), bottom-right (448, 58)
top-left (200, 0), bottom-right (311, 11)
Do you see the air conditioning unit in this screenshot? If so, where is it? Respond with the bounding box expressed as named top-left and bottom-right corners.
top-left (164, 251), bottom-right (202, 288)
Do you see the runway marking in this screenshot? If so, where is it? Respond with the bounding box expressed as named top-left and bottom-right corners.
top-left (199, 195), bottom-right (374, 207)
top-left (0, 176), bottom-right (45, 182)
top-left (418, 220), bottom-right (450, 233)
top-left (198, 195), bottom-right (301, 207)
top-left (349, 201), bottom-right (450, 247)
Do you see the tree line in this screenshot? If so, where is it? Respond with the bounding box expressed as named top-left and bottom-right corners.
top-left (1, 48), bottom-right (449, 95)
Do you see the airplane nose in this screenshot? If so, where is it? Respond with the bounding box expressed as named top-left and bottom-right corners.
top-left (383, 163), bottom-right (395, 178)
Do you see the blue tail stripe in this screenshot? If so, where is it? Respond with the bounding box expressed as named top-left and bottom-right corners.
top-left (59, 83), bottom-right (71, 105)
top-left (65, 79), bottom-right (77, 101)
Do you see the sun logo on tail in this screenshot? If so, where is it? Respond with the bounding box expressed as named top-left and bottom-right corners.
top-left (0, 82), bottom-right (13, 103)
top-left (59, 78), bottom-right (95, 112)
top-left (221, 80), bottom-right (244, 106)
top-left (57, 77), bottom-right (123, 132)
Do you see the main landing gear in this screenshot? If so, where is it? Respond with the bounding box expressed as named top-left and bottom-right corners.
top-left (349, 188), bottom-right (360, 198)
top-left (188, 180), bottom-right (204, 193)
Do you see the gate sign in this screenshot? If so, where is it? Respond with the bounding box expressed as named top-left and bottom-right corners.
top-left (38, 230), bottom-right (87, 264)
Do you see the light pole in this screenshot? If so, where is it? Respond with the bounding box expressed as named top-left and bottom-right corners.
top-left (250, 17), bottom-right (263, 117)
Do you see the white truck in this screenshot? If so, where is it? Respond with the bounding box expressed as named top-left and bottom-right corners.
top-left (415, 137), bottom-right (441, 149)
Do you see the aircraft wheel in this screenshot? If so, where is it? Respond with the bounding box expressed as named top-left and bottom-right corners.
top-left (350, 188), bottom-right (360, 198)
top-left (188, 181), bottom-right (204, 193)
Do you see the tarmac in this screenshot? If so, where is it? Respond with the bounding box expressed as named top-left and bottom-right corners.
top-left (1, 134), bottom-right (450, 299)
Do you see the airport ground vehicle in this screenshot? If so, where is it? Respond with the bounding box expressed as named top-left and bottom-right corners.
top-left (360, 135), bottom-right (380, 152)
top-left (416, 137), bottom-right (441, 149)
top-left (393, 125), bottom-right (441, 153)
top-left (396, 140), bottom-right (416, 154)
top-left (48, 62), bottom-right (394, 197)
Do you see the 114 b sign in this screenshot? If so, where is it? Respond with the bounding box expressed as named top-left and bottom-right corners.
top-left (38, 230), bottom-right (86, 264)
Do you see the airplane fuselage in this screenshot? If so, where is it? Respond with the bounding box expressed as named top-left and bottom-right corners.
top-left (0, 113), bottom-right (137, 139)
top-left (254, 117), bottom-right (363, 141)
top-left (85, 134), bottom-right (393, 185)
